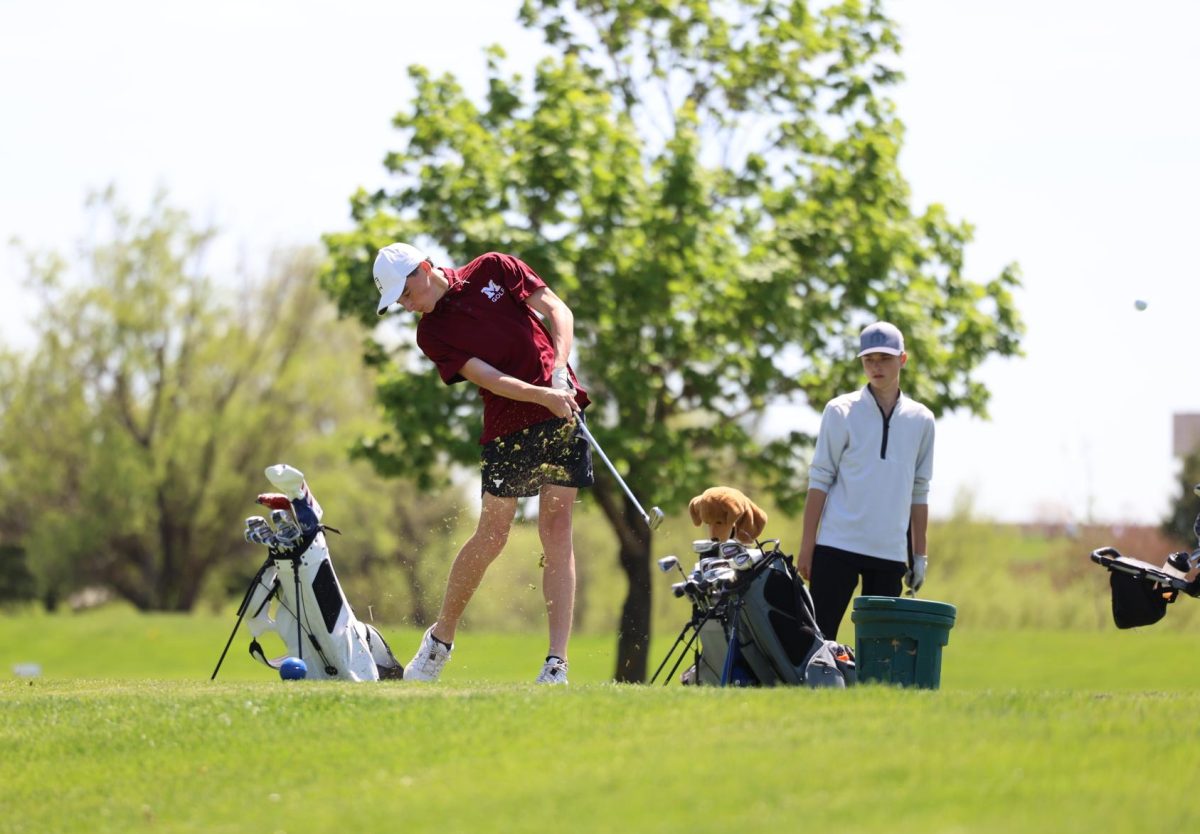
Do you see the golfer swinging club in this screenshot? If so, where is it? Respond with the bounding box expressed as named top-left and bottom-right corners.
top-left (796, 321), bottom-right (935, 641)
top-left (373, 242), bottom-right (592, 685)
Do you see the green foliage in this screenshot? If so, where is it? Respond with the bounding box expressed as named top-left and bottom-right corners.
top-left (1162, 450), bottom-right (1200, 545)
top-left (0, 545), bottom-right (35, 606)
top-left (0, 189), bottom-right (464, 614)
top-left (321, 0), bottom-right (1023, 679)
top-left (323, 0), bottom-right (1022, 509)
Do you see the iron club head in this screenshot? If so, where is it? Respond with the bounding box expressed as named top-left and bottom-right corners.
top-left (648, 506), bottom-right (665, 530)
top-left (656, 555), bottom-right (679, 573)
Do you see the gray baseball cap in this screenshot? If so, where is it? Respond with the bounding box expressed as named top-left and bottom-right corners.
top-left (857, 321), bottom-right (905, 357)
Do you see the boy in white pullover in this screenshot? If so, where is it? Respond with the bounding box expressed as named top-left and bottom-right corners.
top-left (797, 322), bottom-right (935, 641)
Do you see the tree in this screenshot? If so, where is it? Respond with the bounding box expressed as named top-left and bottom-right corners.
top-left (0, 189), bottom-right (462, 613)
top-left (1162, 450), bottom-right (1200, 547)
top-left (0, 352), bottom-right (37, 606)
top-left (321, 0), bottom-right (1023, 681)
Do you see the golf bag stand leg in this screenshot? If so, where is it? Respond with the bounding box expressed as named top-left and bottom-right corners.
top-left (211, 557), bottom-right (273, 681)
top-left (651, 604), bottom-right (709, 685)
top-left (291, 552), bottom-right (304, 662)
top-left (659, 605), bottom-right (724, 686)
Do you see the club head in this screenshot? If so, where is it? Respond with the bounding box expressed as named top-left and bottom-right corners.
top-left (256, 492), bottom-right (292, 512)
top-left (656, 555), bottom-right (680, 574)
top-left (647, 506), bottom-right (665, 530)
top-left (244, 516), bottom-right (275, 546)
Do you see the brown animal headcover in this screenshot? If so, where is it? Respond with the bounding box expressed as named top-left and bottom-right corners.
top-left (687, 486), bottom-right (768, 544)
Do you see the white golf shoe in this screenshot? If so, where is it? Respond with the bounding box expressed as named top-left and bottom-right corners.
top-left (535, 657), bottom-right (569, 685)
top-left (406, 626), bottom-right (452, 682)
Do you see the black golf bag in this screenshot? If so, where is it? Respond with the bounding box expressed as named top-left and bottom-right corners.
top-left (1091, 546), bottom-right (1200, 629)
top-left (1090, 487), bottom-right (1200, 629)
top-left (652, 539), bottom-right (855, 687)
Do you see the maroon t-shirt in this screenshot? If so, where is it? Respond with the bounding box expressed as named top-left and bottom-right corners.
top-left (416, 252), bottom-right (590, 444)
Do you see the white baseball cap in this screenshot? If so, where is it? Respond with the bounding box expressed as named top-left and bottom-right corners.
top-left (373, 242), bottom-right (426, 315)
top-left (857, 321), bottom-right (905, 357)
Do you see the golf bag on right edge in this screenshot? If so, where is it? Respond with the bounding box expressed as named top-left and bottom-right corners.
top-left (1090, 485), bottom-right (1200, 629)
top-left (653, 539), bottom-right (855, 688)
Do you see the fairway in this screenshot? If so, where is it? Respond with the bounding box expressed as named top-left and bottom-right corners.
top-left (3, 612), bottom-right (1200, 833)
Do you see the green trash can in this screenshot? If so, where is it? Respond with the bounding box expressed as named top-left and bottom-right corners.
top-left (851, 596), bottom-right (957, 689)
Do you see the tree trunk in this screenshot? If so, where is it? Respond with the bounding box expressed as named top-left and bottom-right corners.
top-left (613, 503), bottom-right (652, 682)
top-left (394, 497), bottom-right (433, 625)
top-left (592, 476), bottom-right (654, 683)
top-left (397, 554), bottom-right (431, 626)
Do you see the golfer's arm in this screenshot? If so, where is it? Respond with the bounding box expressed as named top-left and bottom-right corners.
top-left (525, 287), bottom-right (574, 370)
top-left (459, 358), bottom-right (553, 404)
top-left (800, 488), bottom-right (828, 558)
top-left (910, 503), bottom-right (929, 556)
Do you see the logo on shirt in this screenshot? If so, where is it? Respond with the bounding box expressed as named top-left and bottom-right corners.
top-left (481, 280), bottom-right (505, 303)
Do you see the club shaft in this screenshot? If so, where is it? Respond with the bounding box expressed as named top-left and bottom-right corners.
top-left (577, 421), bottom-right (651, 522)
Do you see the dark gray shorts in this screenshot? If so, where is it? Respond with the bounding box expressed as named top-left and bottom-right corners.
top-left (480, 417), bottom-right (594, 498)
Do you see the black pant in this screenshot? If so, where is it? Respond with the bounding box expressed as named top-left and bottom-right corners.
top-left (810, 545), bottom-right (906, 641)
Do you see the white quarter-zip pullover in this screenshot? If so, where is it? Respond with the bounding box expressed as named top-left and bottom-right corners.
top-left (808, 386), bottom-right (935, 562)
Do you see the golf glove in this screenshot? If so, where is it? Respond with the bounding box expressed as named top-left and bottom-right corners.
top-left (905, 554), bottom-right (928, 594)
top-left (551, 367), bottom-right (574, 391)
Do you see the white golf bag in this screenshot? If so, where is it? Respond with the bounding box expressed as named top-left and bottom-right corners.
top-left (214, 464), bottom-right (403, 681)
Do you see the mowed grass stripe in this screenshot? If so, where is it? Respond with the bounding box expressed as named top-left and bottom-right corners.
top-left (2, 681), bottom-right (1198, 833)
top-left (4, 609), bottom-right (1200, 832)
top-left (4, 605), bottom-right (1200, 690)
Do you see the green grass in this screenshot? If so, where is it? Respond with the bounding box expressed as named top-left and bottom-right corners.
top-left (3, 608), bottom-right (1200, 833)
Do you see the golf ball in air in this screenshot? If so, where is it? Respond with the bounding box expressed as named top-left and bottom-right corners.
top-left (279, 657), bottom-right (307, 680)
top-left (1134, 299), bottom-right (1148, 311)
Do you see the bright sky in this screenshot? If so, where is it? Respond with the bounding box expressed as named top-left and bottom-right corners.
top-left (3, 0), bottom-right (1198, 524)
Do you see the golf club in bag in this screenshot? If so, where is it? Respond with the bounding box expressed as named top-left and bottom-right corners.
top-left (211, 464), bottom-right (404, 681)
top-left (650, 538), bottom-right (855, 687)
top-left (1090, 484), bottom-right (1200, 628)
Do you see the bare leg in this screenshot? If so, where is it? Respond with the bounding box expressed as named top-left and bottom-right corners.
top-left (430, 492), bottom-right (517, 644)
top-left (539, 485), bottom-right (578, 660)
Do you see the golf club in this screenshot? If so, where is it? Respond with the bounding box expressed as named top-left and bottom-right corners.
top-left (576, 421), bottom-right (664, 530)
top-left (657, 555), bottom-right (687, 581)
top-left (270, 508), bottom-right (303, 551)
top-left (244, 516), bottom-right (276, 546)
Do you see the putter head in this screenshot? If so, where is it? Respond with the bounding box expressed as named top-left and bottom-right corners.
top-left (648, 506), bottom-right (665, 530)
